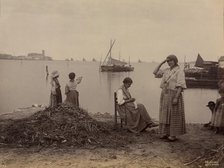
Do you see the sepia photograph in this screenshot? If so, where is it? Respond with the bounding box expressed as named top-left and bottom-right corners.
top-left (0, 0), bottom-right (224, 167)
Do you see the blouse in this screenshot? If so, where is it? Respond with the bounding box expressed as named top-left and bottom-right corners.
top-left (116, 86), bottom-right (138, 109)
top-left (65, 76), bottom-right (82, 94)
top-left (157, 66), bottom-right (187, 90)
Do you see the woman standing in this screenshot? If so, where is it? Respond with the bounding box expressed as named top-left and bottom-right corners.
top-left (153, 55), bottom-right (186, 141)
top-left (49, 70), bottom-right (62, 107)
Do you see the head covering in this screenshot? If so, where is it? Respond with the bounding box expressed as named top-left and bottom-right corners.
top-left (123, 77), bottom-right (133, 84)
top-left (166, 54), bottom-right (178, 65)
top-left (69, 72), bottom-right (76, 80)
top-left (206, 101), bottom-right (215, 107)
top-left (51, 70), bottom-right (59, 78)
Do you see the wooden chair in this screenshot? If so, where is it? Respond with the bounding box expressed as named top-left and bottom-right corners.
top-left (114, 92), bottom-right (127, 128)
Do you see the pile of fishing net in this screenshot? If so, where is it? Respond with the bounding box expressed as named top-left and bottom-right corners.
top-left (0, 104), bottom-right (129, 147)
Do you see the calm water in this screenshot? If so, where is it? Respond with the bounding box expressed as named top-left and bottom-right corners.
top-left (0, 60), bottom-right (219, 123)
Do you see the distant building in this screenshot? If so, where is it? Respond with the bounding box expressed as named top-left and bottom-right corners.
top-left (27, 50), bottom-right (52, 60)
top-left (0, 50), bottom-right (53, 61)
top-left (0, 54), bottom-right (14, 60)
top-left (17, 56), bottom-right (29, 60)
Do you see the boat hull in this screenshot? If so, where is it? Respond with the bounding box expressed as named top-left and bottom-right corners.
top-left (101, 65), bottom-right (134, 72)
top-left (185, 77), bottom-right (219, 89)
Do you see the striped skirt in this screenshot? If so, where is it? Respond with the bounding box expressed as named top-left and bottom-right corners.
top-left (49, 88), bottom-right (62, 107)
top-left (64, 90), bottom-right (79, 107)
top-left (159, 89), bottom-right (186, 136)
top-left (214, 103), bottom-right (224, 127)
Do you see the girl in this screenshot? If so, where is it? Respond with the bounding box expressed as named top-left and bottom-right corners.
top-left (64, 72), bottom-right (82, 107)
top-left (49, 70), bottom-right (62, 107)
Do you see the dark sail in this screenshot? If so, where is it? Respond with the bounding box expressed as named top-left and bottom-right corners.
top-left (195, 54), bottom-right (204, 67)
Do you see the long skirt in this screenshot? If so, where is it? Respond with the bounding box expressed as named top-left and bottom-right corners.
top-left (159, 89), bottom-right (186, 136)
top-left (49, 88), bottom-right (62, 107)
top-left (117, 102), bottom-right (153, 133)
top-left (214, 103), bottom-right (224, 127)
top-left (64, 90), bottom-right (79, 107)
top-left (210, 111), bottom-right (216, 126)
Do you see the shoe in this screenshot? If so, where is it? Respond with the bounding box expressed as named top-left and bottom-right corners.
top-left (203, 123), bottom-right (210, 127)
top-left (159, 135), bottom-right (169, 139)
top-left (166, 136), bottom-right (178, 142)
top-left (215, 128), bottom-right (220, 134)
top-left (127, 129), bottom-right (139, 134)
top-left (148, 123), bottom-right (159, 128)
top-left (209, 126), bottom-right (214, 130)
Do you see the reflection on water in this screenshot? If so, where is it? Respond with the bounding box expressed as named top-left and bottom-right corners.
top-left (45, 75), bottom-right (49, 87)
top-left (185, 88), bottom-right (219, 123)
top-left (100, 71), bottom-right (130, 100)
top-left (0, 60), bottom-right (219, 123)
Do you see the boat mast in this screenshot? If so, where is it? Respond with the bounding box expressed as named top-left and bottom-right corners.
top-left (119, 51), bottom-right (121, 61)
top-left (101, 39), bottom-right (116, 65)
top-left (109, 40), bottom-right (112, 65)
top-left (99, 54), bottom-right (102, 64)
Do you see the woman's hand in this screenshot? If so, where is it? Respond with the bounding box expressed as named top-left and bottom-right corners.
top-left (76, 76), bottom-right (83, 84)
top-left (172, 97), bottom-right (178, 105)
top-left (129, 98), bottom-right (136, 102)
top-left (173, 87), bottom-right (182, 105)
top-left (153, 59), bottom-right (167, 76)
top-left (51, 90), bottom-right (56, 95)
top-left (125, 98), bottom-right (135, 103)
top-left (161, 59), bottom-right (167, 64)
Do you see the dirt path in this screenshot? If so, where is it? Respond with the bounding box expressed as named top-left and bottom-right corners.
top-left (0, 124), bottom-right (223, 168)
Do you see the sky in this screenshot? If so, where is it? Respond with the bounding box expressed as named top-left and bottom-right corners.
top-left (0, 0), bottom-right (223, 62)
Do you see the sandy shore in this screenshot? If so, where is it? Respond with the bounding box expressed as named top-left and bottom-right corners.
top-left (0, 108), bottom-right (223, 168)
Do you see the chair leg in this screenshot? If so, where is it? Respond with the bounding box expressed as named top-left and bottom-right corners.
top-left (114, 92), bottom-right (118, 129)
top-left (114, 112), bottom-right (117, 129)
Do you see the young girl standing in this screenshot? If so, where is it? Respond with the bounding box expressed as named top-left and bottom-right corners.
top-left (64, 72), bottom-right (82, 107)
top-left (49, 70), bottom-right (62, 107)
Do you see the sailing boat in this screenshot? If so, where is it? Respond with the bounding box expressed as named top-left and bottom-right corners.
top-left (184, 54), bottom-right (219, 89)
top-left (100, 40), bottom-right (134, 72)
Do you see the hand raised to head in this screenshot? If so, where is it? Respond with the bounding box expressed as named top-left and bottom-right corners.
top-left (162, 59), bottom-right (167, 64)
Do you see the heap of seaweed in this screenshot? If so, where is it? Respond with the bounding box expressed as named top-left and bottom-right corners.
top-left (0, 104), bottom-right (128, 147)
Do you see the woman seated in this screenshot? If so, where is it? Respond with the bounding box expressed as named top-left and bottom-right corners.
top-left (116, 77), bottom-right (157, 133)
